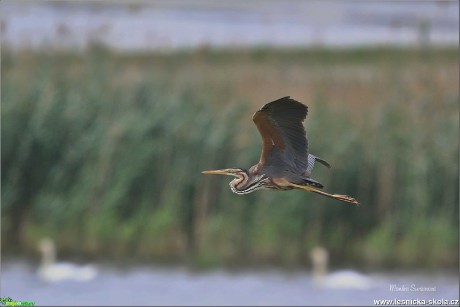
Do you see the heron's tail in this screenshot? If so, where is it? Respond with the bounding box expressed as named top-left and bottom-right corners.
top-left (306, 154), bottom-right (331, 176)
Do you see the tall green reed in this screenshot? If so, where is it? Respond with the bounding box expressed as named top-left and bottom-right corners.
top-left (2, 48), bottom-right (458, 268)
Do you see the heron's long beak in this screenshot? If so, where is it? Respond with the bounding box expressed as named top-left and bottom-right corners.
top-left (201, 169), bottom-right (237, 176)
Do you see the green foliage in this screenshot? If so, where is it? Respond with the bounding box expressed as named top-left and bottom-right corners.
top-left (2, 48), bottom-right (458, 269)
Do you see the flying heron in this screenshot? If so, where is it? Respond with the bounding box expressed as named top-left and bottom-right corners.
top-left (202, 97), bottom-right (359, 205)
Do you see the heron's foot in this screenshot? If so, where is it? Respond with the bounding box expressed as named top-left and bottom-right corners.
top-left (332, 194), bottom-right (360, 206)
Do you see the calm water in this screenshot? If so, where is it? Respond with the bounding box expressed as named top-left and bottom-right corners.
top-left (2, 260), bottom-right (458, 306)
top-left (1, 1), bottom-right (458, 51)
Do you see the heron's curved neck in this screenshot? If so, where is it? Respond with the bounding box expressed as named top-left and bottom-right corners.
top-left (230, 171), bottom-right (267, 194)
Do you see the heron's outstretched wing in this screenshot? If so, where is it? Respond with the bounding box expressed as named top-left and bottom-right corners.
top-left (252, 96), bottom-right (309, 174)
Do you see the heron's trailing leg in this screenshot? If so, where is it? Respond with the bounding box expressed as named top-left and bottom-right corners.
top-left (288, 183), bottom-right (360, 205)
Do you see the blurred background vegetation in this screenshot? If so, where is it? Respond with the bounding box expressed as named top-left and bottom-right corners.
top-left (2, 46), bottom-right (458, 270)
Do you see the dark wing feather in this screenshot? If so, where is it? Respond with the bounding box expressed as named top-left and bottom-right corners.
top-left (252, 96), bottom-right (309, 175)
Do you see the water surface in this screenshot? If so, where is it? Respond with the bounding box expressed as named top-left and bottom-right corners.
top-left (2, 261), bottom-right (458, 306)
top-left (1, 1), bottom-right (458, 51)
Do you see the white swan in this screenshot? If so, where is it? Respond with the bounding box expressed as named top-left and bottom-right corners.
top-left (37, 237), bottom-right (98, 283)
top-left (310, 246), bottom-right (376, 290)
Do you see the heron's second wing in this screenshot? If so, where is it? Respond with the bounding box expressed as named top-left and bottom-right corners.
top-left (252, 96), bottom-right (308, 174)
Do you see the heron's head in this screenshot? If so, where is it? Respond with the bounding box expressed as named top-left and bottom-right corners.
top-left (202, 168), bottom-right (249, 192)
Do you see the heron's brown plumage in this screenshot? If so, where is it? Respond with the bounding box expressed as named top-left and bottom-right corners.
top-left (253, 96), bottom-right (309, 175)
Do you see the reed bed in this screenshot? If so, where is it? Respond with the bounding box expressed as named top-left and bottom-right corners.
top-left (2, 47), bottom-right (458, 269)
